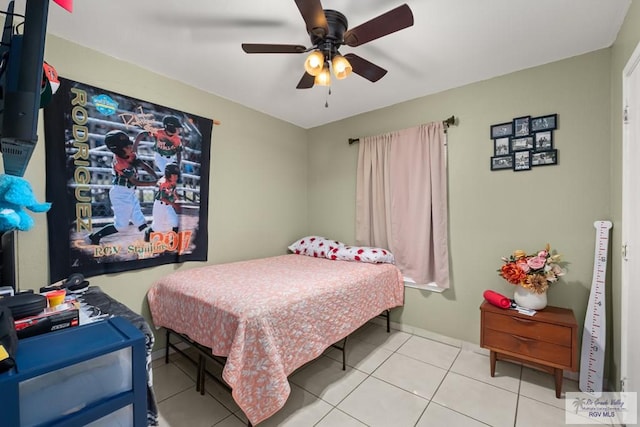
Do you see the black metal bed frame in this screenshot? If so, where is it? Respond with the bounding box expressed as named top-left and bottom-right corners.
top-left (163, 309), bottom-right (391, 426)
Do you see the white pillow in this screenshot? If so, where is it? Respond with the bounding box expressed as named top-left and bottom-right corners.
top-left (287, 236), bottom-right (325, 258)
top-left (324, 239), bottom-right (345, 255)
top-left (288, 236), bottom-right (346, 258)
top-left (327, 245), bottom-right (395, 264)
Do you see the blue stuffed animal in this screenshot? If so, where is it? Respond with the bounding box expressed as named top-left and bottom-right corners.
top-left (0, 174), bottom-right (51, 232)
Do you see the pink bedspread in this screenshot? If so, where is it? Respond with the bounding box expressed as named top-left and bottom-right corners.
top-left (147, 254), bottom-right (404, 425)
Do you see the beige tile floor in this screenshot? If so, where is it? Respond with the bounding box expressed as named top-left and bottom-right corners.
top-left (151, 322), bottom-right (617, 427)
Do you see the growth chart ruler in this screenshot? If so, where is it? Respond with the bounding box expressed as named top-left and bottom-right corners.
top-left (579, 220), bottom-right (612, 397)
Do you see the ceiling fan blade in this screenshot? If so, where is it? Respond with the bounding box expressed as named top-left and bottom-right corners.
top-left (295, 0), bottom-right (329, 38)
top-left (242, 44), bottom-right (307, 54)
top-left (344, 53), bottom-right (387, 82)
top-left (343, 4), bottom-right (414, 47)
top-left (149, 11), bottom-right (289, 29)
top-left (296, 72), bottom-right (315, 89)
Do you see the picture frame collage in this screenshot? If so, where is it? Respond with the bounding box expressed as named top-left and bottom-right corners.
top-left (490, 114), bottom-right (558, 171)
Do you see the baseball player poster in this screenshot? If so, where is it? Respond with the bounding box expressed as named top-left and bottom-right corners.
top-left (43, 78), bottom-right (212, 281)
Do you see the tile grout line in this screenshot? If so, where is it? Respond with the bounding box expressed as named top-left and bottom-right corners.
top-left (423, 346), bottom-right (495, 426)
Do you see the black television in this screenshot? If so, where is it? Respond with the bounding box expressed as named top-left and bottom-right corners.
top-left (0, 0), bottom-right (50, 177)
top-left (0, 230), bottom-right (18, 293)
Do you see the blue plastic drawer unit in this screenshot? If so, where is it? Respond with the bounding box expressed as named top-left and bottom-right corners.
top-left (0, 316), bottom-right (147, 427)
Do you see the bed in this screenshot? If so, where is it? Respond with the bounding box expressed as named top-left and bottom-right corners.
top-left (147, 253), bottom-right (404, 425)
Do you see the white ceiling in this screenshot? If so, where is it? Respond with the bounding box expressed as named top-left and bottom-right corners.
top-left (3, 0), bottom-right (632, 129)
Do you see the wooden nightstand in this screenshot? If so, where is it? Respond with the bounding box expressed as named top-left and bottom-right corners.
top-left (480, 301), bottom-right (578, 398)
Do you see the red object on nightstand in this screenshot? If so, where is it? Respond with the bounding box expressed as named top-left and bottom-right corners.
top-left (483, 290), bottom-right (511, 308)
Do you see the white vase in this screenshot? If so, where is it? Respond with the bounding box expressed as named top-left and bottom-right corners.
top-left (513, 286), bottom-right (547, 310)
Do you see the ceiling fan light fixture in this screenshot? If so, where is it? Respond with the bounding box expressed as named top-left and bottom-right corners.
top-left (314, 65), bottom-right (331, 86)
top-left (304, 50), bottom-right (325, 76)
top-left (332, 54), bottom-right (352, 80)
top-left (241, 3), bottom-right (414, 89)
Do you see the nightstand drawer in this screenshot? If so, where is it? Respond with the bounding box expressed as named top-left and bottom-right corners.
top-left (483, 311), bottom-right (572, 346)
top-left (483, 328), bottom-right (572, 367)
top-left (480, 302), bottom-right (578, 398)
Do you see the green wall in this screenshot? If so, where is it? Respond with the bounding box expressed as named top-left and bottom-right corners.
top-left (307, 0), bottom-right (640, 389)
top-left (308, 49), bottom-right (611, 345)
top-left (11, 35), bottom-right (309, 334)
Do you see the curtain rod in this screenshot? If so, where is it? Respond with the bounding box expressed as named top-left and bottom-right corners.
top-left (348, 115), bottom-right (456, 145)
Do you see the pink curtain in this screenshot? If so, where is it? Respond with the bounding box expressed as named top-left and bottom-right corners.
top-left (355, 122), bottom-right (449, 288)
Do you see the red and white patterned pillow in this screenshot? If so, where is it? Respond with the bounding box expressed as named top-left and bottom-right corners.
top-left (323, 239), bottom-right (345, 255)
top-left (326, 245), bottom-right (395, 264)
top-left (288, 236), bottom-right (344, 258)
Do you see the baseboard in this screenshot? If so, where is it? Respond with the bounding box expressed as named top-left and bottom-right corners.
top-left (368, 316), bottom-right (583, 382)
top-left (155, 318), bottom-right (595, 385)
top-left (368, 316), bottom-right (464, 348)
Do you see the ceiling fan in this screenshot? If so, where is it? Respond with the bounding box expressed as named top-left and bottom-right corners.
top-left (241, 0), bottom-right (414, 89)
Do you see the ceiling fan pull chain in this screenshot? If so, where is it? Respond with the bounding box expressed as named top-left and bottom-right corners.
top-left (325, 86), bottom-right (331, 108)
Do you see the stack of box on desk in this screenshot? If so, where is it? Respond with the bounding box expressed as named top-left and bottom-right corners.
top-left (0, 290), bottom-right (79, 339)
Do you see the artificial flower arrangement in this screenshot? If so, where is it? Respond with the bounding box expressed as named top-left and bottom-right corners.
top-left (498, 243), bottom-right (565, 294)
